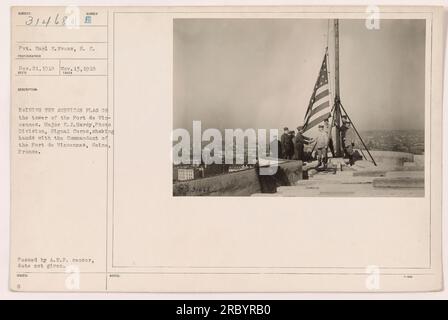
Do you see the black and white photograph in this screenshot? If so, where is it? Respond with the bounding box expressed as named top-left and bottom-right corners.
top-left (173, 18), bottom-right (426, 197)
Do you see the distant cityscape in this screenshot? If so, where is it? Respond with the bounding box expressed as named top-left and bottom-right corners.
top-left (173, 129), bottom-right (424, 182)
top-left (360, 129), bottom-right (424, 155)
top-left (173, 145), bottom-right (256, 182)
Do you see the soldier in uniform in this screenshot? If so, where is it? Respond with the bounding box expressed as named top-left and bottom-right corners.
top-left (294, 126), bottom-right (313, 161)
top-left (315, 124), bottom-right (329, 167)
top-left (340, 120), bottom-right (356, 166)
top-left (280, 127), bottom-right (293, 159)
top-left (289, 130), bottom-right (296, 159)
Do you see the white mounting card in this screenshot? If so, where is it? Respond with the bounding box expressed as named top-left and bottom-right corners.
top-left (10, 6), bottom-right (443, 292)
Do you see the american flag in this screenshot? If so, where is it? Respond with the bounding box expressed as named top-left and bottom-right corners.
top-left (303, 52), bottom-right (331, 132)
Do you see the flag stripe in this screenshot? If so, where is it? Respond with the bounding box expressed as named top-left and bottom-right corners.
top-left (304, 112), bottom-right (331, 132)
top-left (316, 83), bottom-right (329, 95)
top-left (309, 100), bottom-right (330, 117)
top-left (314, 89), bottom-right (329, 102)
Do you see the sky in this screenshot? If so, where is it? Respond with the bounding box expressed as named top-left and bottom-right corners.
top-left (173, 19), bottom-right (425, 133)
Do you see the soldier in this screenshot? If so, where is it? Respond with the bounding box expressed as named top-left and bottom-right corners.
top-left (289, 130), bottom-right (296, 159)
top-left (294, 126), bottom-right (313, 161)
top-left (280, 127), bottom-right (293, 159)
top-left (315, 124), bottom-right (329, 167)
top-left (339, 115), bottom-right (350, 158)
top-left (341, 120), bottom-right (356, 166)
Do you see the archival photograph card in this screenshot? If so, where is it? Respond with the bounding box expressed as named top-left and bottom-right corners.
top-left (10, 6), bottom-right (443, 292)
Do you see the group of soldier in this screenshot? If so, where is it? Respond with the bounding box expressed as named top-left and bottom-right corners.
top-left (271, 115), bottom-right (357, 166)
top-left (278, 126), bottom-right (313, 162)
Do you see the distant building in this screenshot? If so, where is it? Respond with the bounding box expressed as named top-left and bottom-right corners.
top-left (178, 167), bottom-right (201, 181)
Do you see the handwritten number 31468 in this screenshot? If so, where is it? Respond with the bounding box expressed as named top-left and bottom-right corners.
top-left (25, 14), bottom-right (68, 27)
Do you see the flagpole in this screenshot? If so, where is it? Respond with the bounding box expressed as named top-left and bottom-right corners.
top-left (333, 19), bottom-right (343, 157)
